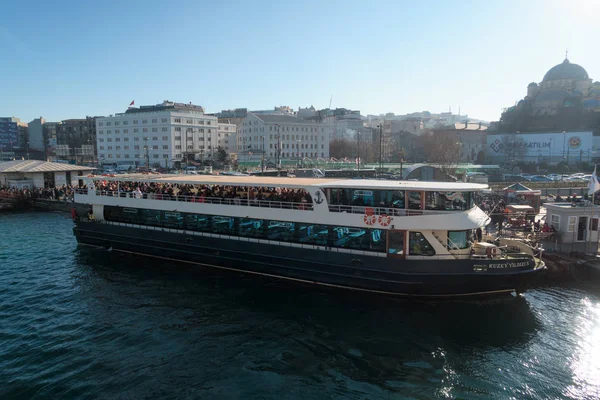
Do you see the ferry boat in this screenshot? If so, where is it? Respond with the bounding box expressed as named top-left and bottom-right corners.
top-left (73, 175), bottom-right (545, 297)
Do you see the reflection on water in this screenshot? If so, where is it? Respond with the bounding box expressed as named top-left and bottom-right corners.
top-left (1, 212), bottom-right (600, 399)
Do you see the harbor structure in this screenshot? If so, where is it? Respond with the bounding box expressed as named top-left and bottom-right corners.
top-left (0, 160), bottom-right (93, 189)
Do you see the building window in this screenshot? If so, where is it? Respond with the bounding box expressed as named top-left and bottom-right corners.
top-left (123, 121), bottom-right (128, 125)
top-left (567, 216), bottom-right (577, 232)
top-left (99, 146), bottom-right (104, 150)
top-left (152, 145), bottom-right (159, 150)
top-left (152, 119), bottom-right (157, 123)
top-left (98, 130), bottom-right (104, 134)
top-left (116, 146), bottom-right (121, 150)
top-left (175, 127), bottom-right (181, 132)
top-left (99, 138), bottom-right (104, 142)
top-left (124, 146), bottom-right (129, 150)
top-left (551, 215), bottom-right (560, 230)
top-left (106, 122), bottom-right (112, 126)
top-left (107, 138), bottom-right (112, 142)
top-left (134, 145), bottom-right (140, 150)
top-left (175, 145), bottom-right (181, 149)
top-left (161, 118), bottom-right (167, 123)
top-left (152, 128), bottom-right (158, 132)
top-left (162, 145), bottom-right (169, 149)
top-left (107, 146), bottom-right (113, 150)
top-left (162, 136), bottom-right (168, 140)
top-left (125, 154), bottom-right (130, 158)
top-left (123, 129), bottom-right (128, 133)
top-left (175, 136), bottom-right (181, 140)
top-left (134, 137), bottom-right (139, 141)
top-left (106, 130), bottom-right (112, 134)
top-left (133, 129), bottom-right (138, 133)
top-left (108, 154), bottom-right (112, 158)
top-left (133, 120), bottom-right (138, 124)
top-left (115, 121), bottom-right (120, 126)
top-left (174, 118), bottom-right (181, 123)
top-left (152, 137), bottom-right (158, 140)
top-left (162, 127), bottom-right (167, 132)
top-left (124, 137), bottom-right (129, 142)
top-left (99, 122), bottom-right (104, 127)
top-left (143, 128), bottom-right (148, 132)
top-left (115, 138), bottom-right (120, 142)
top-left (142, 120), bottom-right (148, 124)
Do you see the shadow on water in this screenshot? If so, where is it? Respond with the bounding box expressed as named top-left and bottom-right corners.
top-left (70, 246), bottom-right (542, 398)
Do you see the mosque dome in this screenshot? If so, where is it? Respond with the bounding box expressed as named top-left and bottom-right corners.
top-left (543, 58), bottom-right (589, 82)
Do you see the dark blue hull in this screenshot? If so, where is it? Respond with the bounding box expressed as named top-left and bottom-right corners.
top-left (73, 222), bottom-right (545, 297)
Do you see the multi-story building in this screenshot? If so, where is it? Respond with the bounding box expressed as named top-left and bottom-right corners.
top-left (95, 101), bottom-right (221, 168)
top-left (0, 117), bottom-right (21, 159)
top-left (28, 117), bottom-right (46, 153)
top-left (217, 122), bottom-right (237, 156)
top-left (237, 113), bottom-right (332, 164)
top-left (55, 117), bottom-right (97, 163)
top-left (44, 122), bottom-right (59, 161)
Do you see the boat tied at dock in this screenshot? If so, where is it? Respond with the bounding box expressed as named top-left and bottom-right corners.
top-left (72, 174), bottom-right (546, 297)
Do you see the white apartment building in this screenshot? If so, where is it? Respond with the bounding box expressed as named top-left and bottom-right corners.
top-left (217, 122), bottom-right (236, 155)
top-left (237, 113), bottom-right (332, 161)
top-left (96, 101), bottom-right (232, 168)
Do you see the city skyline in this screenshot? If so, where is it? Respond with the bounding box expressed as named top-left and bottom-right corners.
top-left (1, 0), bottom-right (598, 123)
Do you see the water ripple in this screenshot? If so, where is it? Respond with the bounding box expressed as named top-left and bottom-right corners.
top-left (1, 212), bottom-right (600, 399)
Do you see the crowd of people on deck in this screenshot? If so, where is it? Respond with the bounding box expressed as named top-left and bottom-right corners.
top-left (0, 185), bottom-right (78, 202)
top-left (88, 180), bottom-right (314, 206)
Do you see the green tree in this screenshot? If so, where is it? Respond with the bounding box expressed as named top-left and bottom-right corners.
top-left (216, 146), bottom-right (228, 163)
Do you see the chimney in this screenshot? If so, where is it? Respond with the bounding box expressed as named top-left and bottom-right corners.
top-left (464, 121), bottom-right (468, 129)
top-left (478, 122), bottom-right (482, 130)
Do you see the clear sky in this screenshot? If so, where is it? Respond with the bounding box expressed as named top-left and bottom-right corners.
top-left (1, 0), bottom-right (598, 123)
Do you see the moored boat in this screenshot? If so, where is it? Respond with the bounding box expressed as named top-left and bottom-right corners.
top-left (73, 174), bottom-right (545, 297)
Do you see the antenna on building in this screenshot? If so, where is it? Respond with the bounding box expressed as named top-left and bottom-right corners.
top-left (329, 95), bottom-right (333, 110)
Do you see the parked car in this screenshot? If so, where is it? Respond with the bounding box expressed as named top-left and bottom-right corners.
top-left (528, 175), bottom-right (553, 182)
top-left (503, 174), bottom-right (525, 182)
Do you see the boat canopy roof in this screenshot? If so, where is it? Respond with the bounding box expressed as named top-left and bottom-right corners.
top-left (88, 174), bottom-right (488, 191)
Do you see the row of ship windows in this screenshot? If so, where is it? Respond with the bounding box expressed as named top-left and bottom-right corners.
top-left (103, 206), bottom-right (388, 252)
top-left (98, 128), bottom-right (217, 134)
top-left (99, 119), bottom-right (214, 126)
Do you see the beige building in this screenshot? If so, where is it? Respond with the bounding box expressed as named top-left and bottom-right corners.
top-left (0, 160), bottom-right (93, 189)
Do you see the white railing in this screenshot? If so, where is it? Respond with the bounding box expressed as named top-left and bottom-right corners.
top-left (76, 189), bottom-right (314, 211)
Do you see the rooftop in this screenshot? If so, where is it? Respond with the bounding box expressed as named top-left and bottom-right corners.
top-left (0, 160), bottom-right (94, 173)
top-left (251, 114), bottom-right (322, 124)
top-left (89, 173), bottom-right (488, 191)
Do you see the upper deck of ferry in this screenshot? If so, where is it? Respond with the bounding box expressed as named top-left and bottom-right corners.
top-left (85, 173), bottom-right (488, 192)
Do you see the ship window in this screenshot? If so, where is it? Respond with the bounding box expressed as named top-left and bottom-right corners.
top-left (370, 229), bottom-right (386, 252)
top-left (238, 218), bottom-right (263, 238)
top-left (140, 209), bottom-right (161, 225)
top-left (297, 223), bottom-right (328, 245)
top-left (407, 191), bottom-right (422, 210)
top-left (387, 231), bottom-right (405, 255)
top-left (409, 232), bottom-right (435, 256)
top-left (162, 211), bottom-right (183, 228)
top-left (184, 214), bottom-right (210, 231)
top-left (332, 226), bottom-right (369, 250)
top-left (448, 230), bottom-right (470, 249)
top-left (212, 216), bottom-right (234, 234)
top-left (425, 192), bottom-right (470, 211)
top-left (266, 221), bottom-right (295, 242)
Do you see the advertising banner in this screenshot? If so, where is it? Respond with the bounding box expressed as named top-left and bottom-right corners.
top-left (486, 131), bottom-right (593, 159)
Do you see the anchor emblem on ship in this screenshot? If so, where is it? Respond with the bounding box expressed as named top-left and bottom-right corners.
top-left (314, 191), bottom-right (324, 204)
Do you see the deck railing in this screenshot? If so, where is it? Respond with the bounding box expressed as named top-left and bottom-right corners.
top-left (75, 189), bottom-right (314, 211)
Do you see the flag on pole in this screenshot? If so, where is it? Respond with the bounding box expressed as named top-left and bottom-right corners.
top-left (588, 165), bottom-right (600, 195)
top-left (129, 100), bottom-right (135, 107)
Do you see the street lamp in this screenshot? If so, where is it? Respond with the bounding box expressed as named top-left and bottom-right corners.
top-left (376, 124), bottom-right (383, 174)
top-left (356, 131), bottom-right (361, 173)
top-left (296, 139), bottom-right (301, 168)
top-left (143, 137), bottom-right (149, 170)
top-left (260, 136), bottom-right (265, 173)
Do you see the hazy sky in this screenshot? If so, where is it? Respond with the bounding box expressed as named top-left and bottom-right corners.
top-left (1, 0), bottom-right (598, 123)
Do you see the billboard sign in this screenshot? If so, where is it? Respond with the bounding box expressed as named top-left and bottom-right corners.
top-left (486, 131), bottom-right (593, 158)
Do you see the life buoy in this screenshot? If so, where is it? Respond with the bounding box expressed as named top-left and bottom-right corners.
top-left (378, 214), bottom-right (392, 227)
top-left (363, 214), bottom-right (376, 225)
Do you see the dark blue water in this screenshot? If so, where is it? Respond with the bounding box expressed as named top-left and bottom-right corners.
top-left (1, 212), bottom-right (600, 399)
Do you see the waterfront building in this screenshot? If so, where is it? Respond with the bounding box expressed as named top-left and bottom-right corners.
top-left (96, 101), bottom-right (221, 168)
top-left (55, 117), bottom-right (97, 164)
top-left (0, 160), bottom-right (93, 189)
top-left (28, 118), bottom-right (46, 153)
top-left (545, 202), bottom-right (600, 253)
top-left (0, 117), bottom-right (21, 160)
top-left (237, 113), bottom-right (332, 165)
